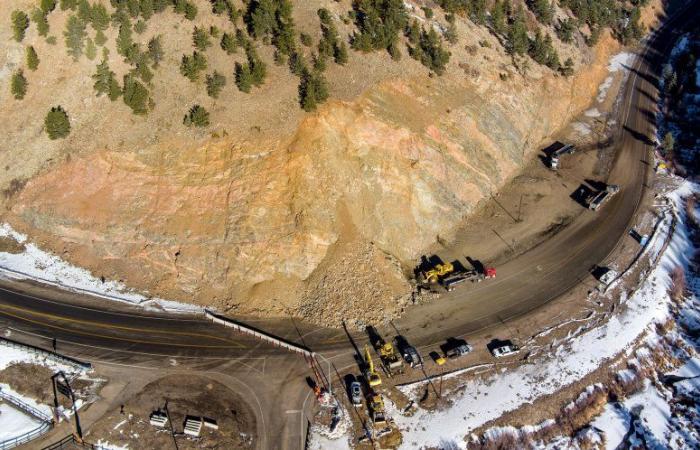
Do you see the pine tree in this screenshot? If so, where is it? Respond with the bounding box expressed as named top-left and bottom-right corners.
top-left (334, 41), bottom-right (348, 65)
top-left (491, 0), bottom-right (507, 35)
top-left (147, 36), bottom-right (163, 67)
top-left (11, 70), bottom-right (27, 100)
top-left (11, 10), bottom-right (30, 42)
top-left (90, 3), bottom-right (110, 31)
top-left (298, 68), bottom-right (329, 112)
top-left (40, 0), bottom-right (57, 14)
top-left (26, 46), bottom-right (40, 71)
top-left (184, 105), bottom-right (210, 127)
top-left (44, 106), bottom-right (71, 139)
top-left (235, 62), bottom-right (253, 92)
top-left (93, 58), bottom-right (121, 100)
top-left (193, 26), bottom-right (211, 50)
top-left (64, 15), bottom-right (87, 60)
top-left (140, 0), bottom-right (154, 20)
top-left (221, 32), bottom-right (238, 54)
top-left (85, 37), bottom-right (97, 60)
top-left (206, 71), bottom-right (227, 98)
top-left (180, 51), bottom-right (207, 81)
top-left (60, 0), bottom-right (78, 11)
top-left (530, 0), bottom-right (554, 25)
top-left (508, 6), bottom-right (529, 55)
top-left (31, 9), bottom-right (50, 37)
top-left (122, 74), bottom-right (149, 114)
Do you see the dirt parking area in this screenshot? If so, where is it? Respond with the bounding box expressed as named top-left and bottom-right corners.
top-left (84, 375), bottom-right (256, 449)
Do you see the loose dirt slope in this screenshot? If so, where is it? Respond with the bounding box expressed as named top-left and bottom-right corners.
top-left (0, 0), bottom-right (662, 324)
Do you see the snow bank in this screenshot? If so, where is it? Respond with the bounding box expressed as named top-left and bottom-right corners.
top-left (0, 224), bottom-right (202, 314)
top-left (608, 52), bottom-right (635, 72)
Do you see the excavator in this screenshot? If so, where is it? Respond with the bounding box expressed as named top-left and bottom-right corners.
top-left (364, 345), bottom-right (382, 387)
top-left (418, 261), bottom-right (454, 284)
top-left (368, 392), bottom-right (387, 425)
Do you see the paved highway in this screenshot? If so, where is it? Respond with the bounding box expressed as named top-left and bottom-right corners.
top-left (0, 4), bottom-right (696, 449)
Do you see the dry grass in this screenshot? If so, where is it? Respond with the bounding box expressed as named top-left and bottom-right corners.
top-left (669, 265), bottom-right (687, 302)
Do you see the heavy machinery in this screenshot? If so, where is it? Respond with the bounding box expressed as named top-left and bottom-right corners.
top-left (588, 184), bottom-right (620, 211)
top-left (418, 261), bottom-right (454, 284)
top-left (364, 345), bottom-right (382, 387)
top-left (441, 266), bottom-right (496, 291)
top-left (547, 143), bottom-right (575, 170)
top-left (378, 341), bottom-right (404, 375)
top-left (368, 392), bottom-right (387, 425)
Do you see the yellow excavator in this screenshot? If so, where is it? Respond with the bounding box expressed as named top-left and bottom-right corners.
top-left (364, 345), bottom-right (382, 387)
top-left (419, 261), bottom-right (454, 284)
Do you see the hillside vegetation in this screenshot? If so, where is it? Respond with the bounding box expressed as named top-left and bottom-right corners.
top-left (1, 0), bottom-right (657, 324)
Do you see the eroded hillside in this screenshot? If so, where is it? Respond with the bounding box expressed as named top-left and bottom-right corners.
top-left (0, 0), bottom-right (662, 324)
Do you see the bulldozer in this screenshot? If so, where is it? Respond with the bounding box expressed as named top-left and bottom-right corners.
top-left (418, 261), bottom-right (454, 284)
top-left (368, 392), bottom-right (387, 425)
top-left (378, 342), bottom-right (403, 375)
top-left (364, 345), bottom-right (382, 387)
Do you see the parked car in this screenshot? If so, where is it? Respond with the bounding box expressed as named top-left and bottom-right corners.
top-left (445, 343), bottom-right (472, 359)
top-left (350, 381), bottom-right (362, 406)
top-left (491, 343), bottom-right (519, 358)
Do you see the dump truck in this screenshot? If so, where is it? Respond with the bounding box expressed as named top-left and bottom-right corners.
top-left (368, 393), bottom-right (387, 425)
top-left (548, 144), bottom-right (575, 170)
top-left (441, 266), bottom-right (496, 291)
top-left (378, 342), bottom-right (404, 375)
top-left (589, 184), bottom-right (620, 211)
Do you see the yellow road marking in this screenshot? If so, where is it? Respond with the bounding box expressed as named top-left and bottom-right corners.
top-left (0, 304), bottom-right (245, 349)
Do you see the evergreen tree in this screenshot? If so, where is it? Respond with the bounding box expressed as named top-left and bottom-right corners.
top-left (122, 74), bottom-right (149, 114)
top-left (491, 0), bottom-right (507, 35)
top-left (31, 9), bottom-right (50, 37)
top-left (184, 105), bottom-right (210, 127)
top-left (193, 26), bottom-right (211, 50)
top-left (147, 36), bottom-right (163, 67)
top-left (409, 27), bottom-right (450, 75)
top-left (11, 10), bottom-right (30, 42)
top-left (64, 15), bottom-right (87, 60)
top-left (180, 51), bottom-right (207, 81)
top-left (95, 29), bottom-right (107, 46)
top-left (557, 18), bottom-right (575, 43)
top-left (445, 22), bottom-right (458, 44)
top-left (93, 58), bottom-right (121, 100)
top-left (116, 22), bottom-right (134, 57)
top-left (288, 51), bottom-right (307, 76)
top-left (508, 6), bottom-right (529, 55)
top-left (234, 62), bottom-right (253, 92)
top-left (140, 0), bottom-right (154, 20)
top-left (40, 0), bottom-right (57, 14)
top-left (11, 70), bottom-right (27, 100)
top-left (26, 46), bottom-right (40, 71)
top-left (298, 68), bottom-right (329, 111)
top-left (334, 41), bottom-right (348, 65)
top-left (85, 37), bottom-right (97, 60)
top-left (221, 32), bottom-right (238, 54)
top-left (530, 0), bottom-right (554, 25)
top-left (206, 71), bottom-right (227, 98)
top-left (560, 57), bottom-right (574, 76)
top-left (45, 106), bottom-right (71, 139)
top-left (90, 3), bottom-right (110, 31)
top-left (60, 0), bottom-right (78, 10)
top-left (351, 0), bottom-right (408, 55)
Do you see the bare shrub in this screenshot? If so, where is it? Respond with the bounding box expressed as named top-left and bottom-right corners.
top-left (669, 265), bottom-right (687, 302)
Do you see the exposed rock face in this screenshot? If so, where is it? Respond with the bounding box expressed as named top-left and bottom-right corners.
top-left (5, 3), bottom-right (649, 323)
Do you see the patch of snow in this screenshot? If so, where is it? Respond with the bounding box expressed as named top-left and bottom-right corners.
top-left (573, 122), bottom-right (592, 136)
top-left (608, 52), bottom-right (635, 72)
top-left (95, 440), bottom-right (129, 450)
top-left (0, 403), bottom-right (42, 441)
top-left (0, 341), bottom-right (84, 374)
top-left (0, 384), bottom-right (52, 418)
top-left (597, 76), bottom-right (614, 102)
top-left (0, 224), bottom-right (202, 315)
top-left (585, 107), bottom-right (601, 117)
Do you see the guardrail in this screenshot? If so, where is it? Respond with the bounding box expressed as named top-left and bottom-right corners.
top-left (204, 309), bottom-right (314, 357)
top-left (0, 337), bottom-right (92, 371)
top-left (42, 435), bottom-right (106, 450)
top-left (0, 388), bottom-right (53, 450)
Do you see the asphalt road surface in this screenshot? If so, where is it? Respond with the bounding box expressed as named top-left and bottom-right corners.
top-left (0, 4), bottom-right (697, 449)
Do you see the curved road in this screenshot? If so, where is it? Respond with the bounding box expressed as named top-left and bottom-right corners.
top-left (0, 4), bottom-right (696, 448)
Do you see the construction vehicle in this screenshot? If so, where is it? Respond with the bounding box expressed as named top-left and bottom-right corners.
top-left (378, 341), bottom-right (404, 375)
top-left (368, 392), bottom-right (387, 425)
top-left (547, 144), bottom-right (575, 170)
top-left (364, 345), bottom-right (382, 387)
top-left (588, 184), bottom-right (620, 211)
top-left (441, 266), bottom-right (496, 291)
top-left (418, 261), bottom-right (454, 285)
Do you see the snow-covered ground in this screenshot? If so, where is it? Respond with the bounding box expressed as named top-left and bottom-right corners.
top-left (0, 224), bottom-right (201, 314)
top-left (0, 403), bottom-right (42, 441)
top-left (597, 51), bottom-right (634, 103)
top-left (310, 179), bottom-right (696, 449)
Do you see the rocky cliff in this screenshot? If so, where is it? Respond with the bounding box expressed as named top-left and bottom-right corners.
top-left (1, 0), bottom-right (662, 325)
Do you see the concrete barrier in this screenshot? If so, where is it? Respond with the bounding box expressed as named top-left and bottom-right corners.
top-left (204, 309), bottom-right (314, 358)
